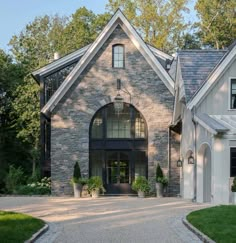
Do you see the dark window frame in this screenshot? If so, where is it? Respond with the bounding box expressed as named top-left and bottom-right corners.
top-left (230, 147), bottom-right (236, 177)
top-left (112, 44), bottom-right (125, 69)
top-left (90, 103), bottom-right (147, 140)
top-left (230, 78), bottom-right (236, 109)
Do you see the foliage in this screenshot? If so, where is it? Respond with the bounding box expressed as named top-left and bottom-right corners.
top-left (62, 7), bottom-right (111, 54)
top-left (5, 165), bottom-right (25, 193)
top-left (0, 49), bottom-right (31, 191)
top-left (72, 161), bottom-right (81, 181)
top-left (132, 176), bottom-right (150, 193)
top-left (195, 0), bottom-right (236, 49)
top-left (156, 163), bottom-right (163, 181)
top-left (87, 176), bottom-right (105, 193)
top-left (16, 177), bottom-right (51, 195)
top-left (107, 0), bottom-right (189, 53)
top-left (156, 163), bottom-right (168, 186)
top-left (0, 211), bottom-right (44, 243)
top-left (187, 206), bottom-right (236, 242)
top-left (232, 177), bottom-right (236, 192)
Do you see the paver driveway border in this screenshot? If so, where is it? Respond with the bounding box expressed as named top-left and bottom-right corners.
top-left (0, 196), bottom-right (210, 243)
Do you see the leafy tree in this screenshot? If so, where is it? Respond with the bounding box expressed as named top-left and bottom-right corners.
top-left (62, 8), bottom-right (111, 54)
top-left (7, 7), bottom-right (111, 180)
top-left (106, 0), bottom-right (190, 53)
top-left (11, 75), bottom-right (40, 176)
top-left (0, 50), bottom-right (30, 191)
top-left (195, 0), bottom-right (236, 49)
top-left (9, 15), bottom-right (67, 71)
top-left (181, 32), bottom-right (202, 49)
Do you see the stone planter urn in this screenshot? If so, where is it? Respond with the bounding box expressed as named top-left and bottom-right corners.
top-left (138, 190), bottom-right (145, 198)
top-left (91, 189), bottom-right (100, 198)
top-left (156, 182), bottom-right (163, 198)
top-left (232, 192), bottom-right (236, 204)
top-left (73, 183), bottom-right (82, 198)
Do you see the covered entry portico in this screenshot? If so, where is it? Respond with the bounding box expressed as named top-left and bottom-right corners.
top-left (89, 103), bottom-right (148, 194)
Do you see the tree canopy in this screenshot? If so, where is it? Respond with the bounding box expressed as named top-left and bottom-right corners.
top-left (106, 0), bottom-right (190, 53)
top-left (195, 0), bottom-right (236, 49)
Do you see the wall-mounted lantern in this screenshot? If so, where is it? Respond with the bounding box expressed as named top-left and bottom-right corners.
top-left (188, 154), bottom-right (194, 164)
top-left (114, 93), bottom-right (124, 114)
top-left (177, 159), bottom-right (182, 167)
top-left (113, 79), bottom-right (131, 114)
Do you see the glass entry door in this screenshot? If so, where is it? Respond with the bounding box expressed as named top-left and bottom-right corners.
top-left (106, 151), bottom-right (131, 194)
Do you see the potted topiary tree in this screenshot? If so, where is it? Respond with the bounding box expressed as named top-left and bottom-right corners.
top-left (231, 177), bottom-right (236, 204)
top-left (71, 161), bottom-right (82, 198)
top-left (87, 176), bottom-right (105, 198)
top-left (156, 163), bottom-right (168, 197)
top-left (132, 176), bottom-right (150, 198)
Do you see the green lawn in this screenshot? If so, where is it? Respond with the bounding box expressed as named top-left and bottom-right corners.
top-left (0, 211), bottom-right (45, 243)
top-left (187, 205), bottom-right (236, 243)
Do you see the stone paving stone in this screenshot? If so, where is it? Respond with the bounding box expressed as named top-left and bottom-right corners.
top-left (0, 197), bottom-right (208, 243)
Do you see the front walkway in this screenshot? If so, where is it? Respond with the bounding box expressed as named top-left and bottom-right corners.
top-left (0, 196), bottom-right (208, 243)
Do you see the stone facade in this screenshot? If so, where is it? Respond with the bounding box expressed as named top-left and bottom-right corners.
top-left (50, 25), bottom-right (175, 195)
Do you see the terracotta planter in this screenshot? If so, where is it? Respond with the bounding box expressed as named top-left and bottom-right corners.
top-left (232, 192), bottom-right (236, 204)
top-left (73, 183), bottom-right (82, 198)
top-left (138, 190), bottom-right (145, 198)
top-left (91, 189), bottom-right (100, 198)
top-left (156, 182), bottom-right (163, 197)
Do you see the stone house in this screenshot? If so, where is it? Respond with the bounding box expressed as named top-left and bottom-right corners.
top-left (32, 9), bottom-right (236, 203)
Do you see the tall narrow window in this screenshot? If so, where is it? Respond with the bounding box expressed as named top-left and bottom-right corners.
top-left (231, 148), bottom-right (236, 177)
top-left (113, 44), bottom-right (124, 68)
top-left (231, 79), bottom-right (236, 109)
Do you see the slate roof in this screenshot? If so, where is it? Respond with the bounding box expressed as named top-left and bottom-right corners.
top-left (178, 50), bottom-right (227, 103)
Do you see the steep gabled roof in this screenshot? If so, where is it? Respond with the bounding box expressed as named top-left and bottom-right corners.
top-left (178, 49), bottom-right (227, 103)
top-left (32, 44), bottom-right (91, 81)
top-left (187, 41), bottom-right (236, 109)
top-left (41, 9), bottom-right (174, 115)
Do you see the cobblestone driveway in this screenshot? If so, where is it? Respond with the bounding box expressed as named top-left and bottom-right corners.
top-left (0, 197), bottom-right (208, 243)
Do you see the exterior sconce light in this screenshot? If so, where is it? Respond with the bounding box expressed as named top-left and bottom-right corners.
top-left (177, 159), bottom-right (182, 167)
top-left (188, 154), bottom-right (194, 164)
top-left (114, 93), bottom-right (124, 114)
top-left (114, 79), bottom-right (131, 114)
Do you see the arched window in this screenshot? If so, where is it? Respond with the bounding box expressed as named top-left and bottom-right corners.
top-left (89, 103), bottom-right (148, 194)
top-left (112, 44), bottom-right (124, 68)
top-left (91, 103), bottom-right (146, 139)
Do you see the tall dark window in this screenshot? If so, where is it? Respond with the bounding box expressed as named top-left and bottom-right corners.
top-left (231, 148), bottom-right (236, 177)
top-left (91, 110), bottom-right (103, 138)
top-left (230, 79), bottom-right (236, 109)
top-left (107, 105), bottom-right (131, 138)
top-left (112, 44), bottom-right (124, 68)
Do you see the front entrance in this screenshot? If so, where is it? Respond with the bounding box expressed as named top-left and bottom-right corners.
top-left (106, 151), bottom-right (130, 194)
top-left (89, 103), bottom-right (148, 194)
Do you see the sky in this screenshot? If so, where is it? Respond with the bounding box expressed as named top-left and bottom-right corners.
top-left (0, 0), bottom-right (197, 53)
top-left (0, 0), bottom-right (107, 52)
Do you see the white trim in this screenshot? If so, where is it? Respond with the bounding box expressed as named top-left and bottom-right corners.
top-left (147, 44), bottom-right (173, 61)
top-left (187, 45), bottom-right (236, 110)
top-left (41, 9), bottom-right (175, 114)
top-left (198, 142), bottom-right (212, 153)
top-left (32, 44), bottom-right (91, 77)
top-left (193, 115), bottom-right (217, 135)
top-left (228, 77), bottom-right (236, 110)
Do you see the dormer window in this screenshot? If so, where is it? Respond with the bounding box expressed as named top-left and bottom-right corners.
top-left (112, 44), bottom-right (124, 68)
top-left (230, 79), bottom-right (236, 109)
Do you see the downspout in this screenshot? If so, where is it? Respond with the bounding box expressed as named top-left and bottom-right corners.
top-left (168, 126), bottom-right (170, 195)
top-left (192, 106), bottom-right (197, 202)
